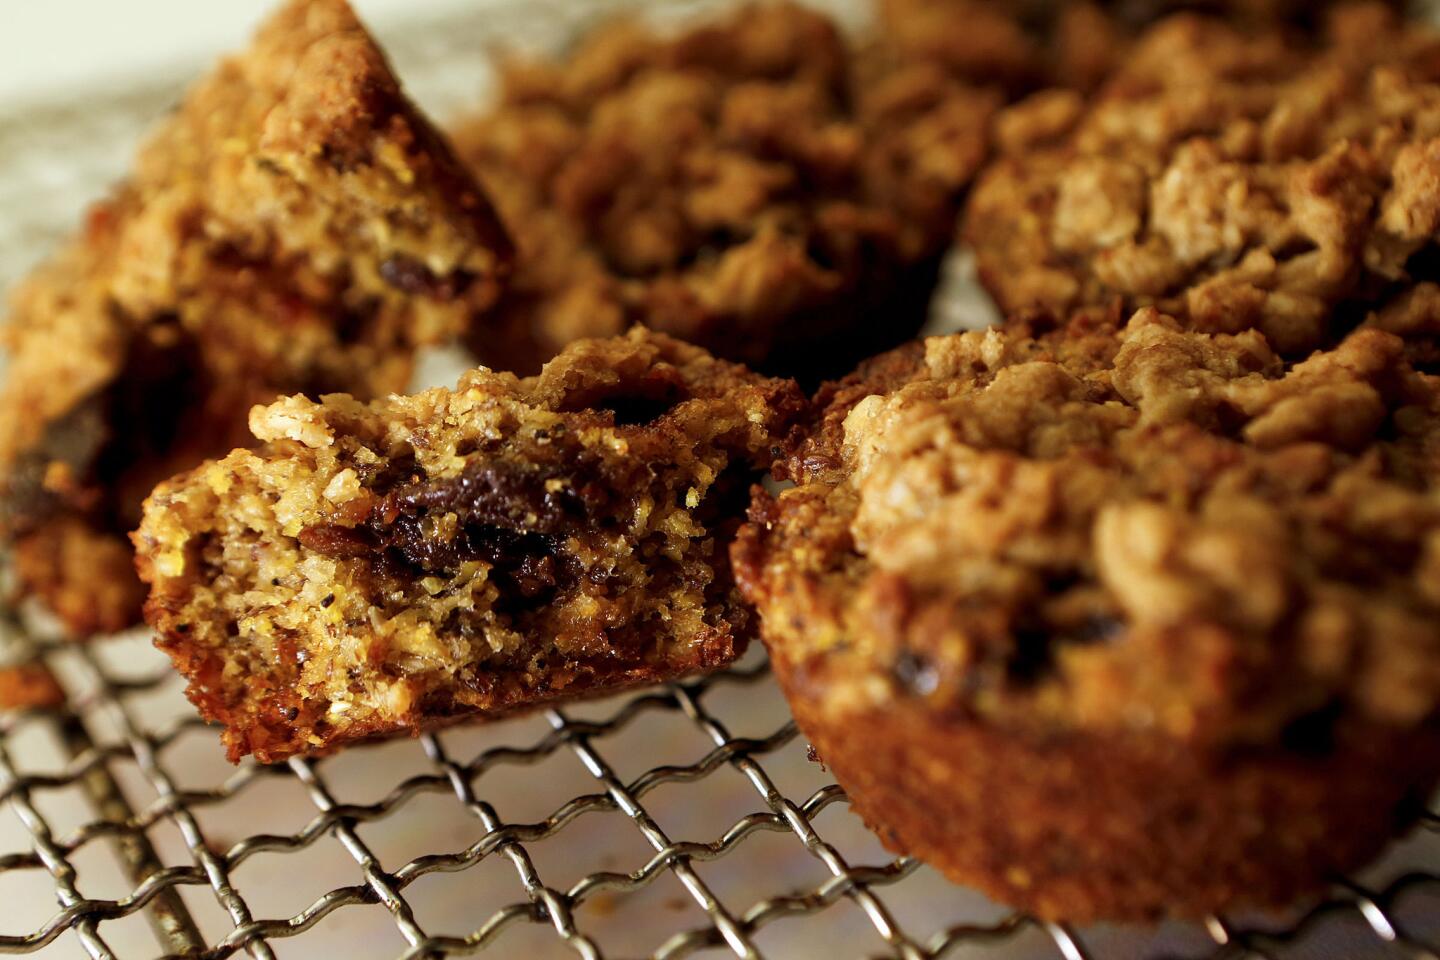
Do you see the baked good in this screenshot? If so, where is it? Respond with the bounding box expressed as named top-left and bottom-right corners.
top-left (733, 310), bottom-right (1440, 921)
top-left (963, 4), bottom-right (1440, 358)
top-left (134, 330), bottom-right (803, 763)
top-left (0, 0), bottom-right (512, 635)
top-left (449, 1), bottom-right (998, 382)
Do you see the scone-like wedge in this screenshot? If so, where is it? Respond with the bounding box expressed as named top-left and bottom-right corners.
top-left (135, 330), bottom-right (803, 763)
top-left (450, 1), bottom-right (997, 382)
top-left (734, 310), bottom-right (1440, 921)
top-left (0, 0), bottom-right (512, 635)
top-left (964, 4), bottom-right (1440, 359)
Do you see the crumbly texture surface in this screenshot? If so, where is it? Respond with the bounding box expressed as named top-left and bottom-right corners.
top-left (733, 312), bottom-right (1440, 920)
top-left (964, 4), bottom-right (1440, 359)
top-left (449, 1), bottom-right (997, 381)
top-left (135, 330), bottom-right (803, 763)
top-left (0, 0), bottom-right (512, 635)
top-left (780, 688), bottom-right (1440, 924)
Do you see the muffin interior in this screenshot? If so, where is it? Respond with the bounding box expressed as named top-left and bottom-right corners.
top-left (135, 331), bottom-right (801, 761)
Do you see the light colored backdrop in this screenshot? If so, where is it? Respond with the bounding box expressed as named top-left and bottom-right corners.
top-left (0, 1), bottom-right (480, 106)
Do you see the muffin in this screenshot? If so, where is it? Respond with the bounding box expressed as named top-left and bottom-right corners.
top-left (449, 1), bottom-right (1001, 382)
top-left (0, 0), bottom-right (512, 635)
top-left (733, 311), bottom-right (1440, 921)
top-left (134, 330), bottom-right (803, 763)
top-left (963, 3), bottom-right (1440, 360)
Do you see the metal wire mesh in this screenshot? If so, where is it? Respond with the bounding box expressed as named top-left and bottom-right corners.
top-left (1, 620), bottom-right (1438, 960)
top-left (0, 2), bottom-right (1439, 958)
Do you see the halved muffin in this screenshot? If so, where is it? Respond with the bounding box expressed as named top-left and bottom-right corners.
top-left (134, 330), bottom-right (803, 763)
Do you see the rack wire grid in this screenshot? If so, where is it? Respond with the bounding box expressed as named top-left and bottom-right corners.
top-left (1, 1), bottom-right (1439, 958)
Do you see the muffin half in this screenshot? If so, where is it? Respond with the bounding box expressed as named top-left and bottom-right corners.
top-left (135, 330), bottom-right (802, 763)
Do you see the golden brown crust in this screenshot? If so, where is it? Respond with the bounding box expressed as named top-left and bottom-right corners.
top-left (0, 0), bottom-right (512, 635)
top-left (963, 4), bottom-right (1440, 358)
top-left (781, 681), bottom-right (1440, 923)
top-left (135, 330), bottom-right (804, 763)
top-left (733, 313), bottom-right (1440, 919)
top-left (449, 1), bottom-right (996, 382)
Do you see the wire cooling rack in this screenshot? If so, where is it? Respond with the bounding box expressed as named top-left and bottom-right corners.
top-left (1, 619), bottom-right (1439, 960)
top-left (1, 1), bottom-right (1439, 958)
top-left (2, 620), bottom-right (1438, 960)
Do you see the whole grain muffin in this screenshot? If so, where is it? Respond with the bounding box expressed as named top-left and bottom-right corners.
top-left (0, 0), bottom-right (512, 636)
top-left (449, 1), bottom-right (1000, 381)
top-left (963, 3), bottom-right (1440, 359)
top-left (733, 311), bottom-right (1440, 921)
top-left (134, 330), bottom-right (803, 763)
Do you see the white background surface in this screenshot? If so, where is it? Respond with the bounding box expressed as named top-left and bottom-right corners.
top-left (0, 1), bottom-right (478, 106)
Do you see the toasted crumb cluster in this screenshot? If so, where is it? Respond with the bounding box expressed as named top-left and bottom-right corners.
top-left (741, 311), bottom-right (1440, 741)
top-left (450, 1), bottom-right (998, 380)
top-left (964, 4), bottom-right (1440, 358)
top-left (0, 0), bottom-right (512, 635)
top-left (134, 330), bottom-right (803, 762)
top-left (734, 311), bottom-right (1440, 918)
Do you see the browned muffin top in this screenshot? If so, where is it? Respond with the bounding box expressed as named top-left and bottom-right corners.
top-left (964, 3), bottom-right (1440, 360)
top-left (736, 311), bottom-right (1440, 748)
top-left (450, 1), bottom-right (1000, 380)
